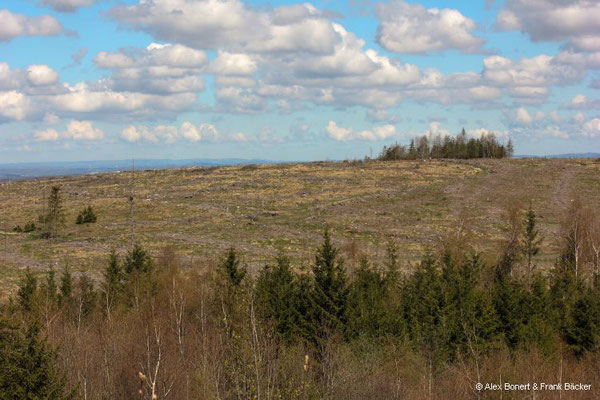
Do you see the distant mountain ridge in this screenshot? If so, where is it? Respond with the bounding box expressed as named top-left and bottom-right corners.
top-left (0, 158), bottom-right (279, 181)
top-left (514, 153), bottom-right (600, 159)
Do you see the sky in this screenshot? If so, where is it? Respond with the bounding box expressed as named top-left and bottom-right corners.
top-left (0, 0), bottom-right (599, 163)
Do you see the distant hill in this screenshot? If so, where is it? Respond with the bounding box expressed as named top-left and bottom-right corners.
top-left (515, 153), bottom-right (600, 159)
top-left (0, 158), bottom-right (279, 181)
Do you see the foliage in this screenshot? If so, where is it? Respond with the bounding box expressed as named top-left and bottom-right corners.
top-left (75, 206), bottom-right (97, 224)
top-left (378, 129), bottom-right (513, 160)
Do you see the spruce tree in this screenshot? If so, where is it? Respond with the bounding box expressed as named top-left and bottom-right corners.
top-left (522, 205), bottom-right (542, 289)
top-left (58, 266), bottom-right (73, 308)
top-left (255, 253), bottom-right (300, 343)
top-left (347, 257), bottom-right (388, 337)
top-left (0, 319), bottom-right (75, 399)
top-left (310, 229), bottom-right (348, 342)
top-left (40, 186), bottom-right (64, 238)
top-left (566, 289), bottom-right (600, 357)
top-left (219, 247), bottom-right (246, 287)
top-left (124, 243), bottom-right (153, 274)
top-left (102, 250), bottom-right (123, 316)
top-left (17, 267), bottom-right (37, 313)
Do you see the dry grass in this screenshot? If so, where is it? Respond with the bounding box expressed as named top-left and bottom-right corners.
top-left (1, 158), bottom-right (599, 296)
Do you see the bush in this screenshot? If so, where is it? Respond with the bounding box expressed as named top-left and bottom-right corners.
top-left (13, 221), bottom-right (36, 233)
top-left (75, 206), bottom-right (97, 224)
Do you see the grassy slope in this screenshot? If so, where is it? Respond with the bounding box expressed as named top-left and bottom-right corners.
top-left (1, 158), bottom-right (599, 295)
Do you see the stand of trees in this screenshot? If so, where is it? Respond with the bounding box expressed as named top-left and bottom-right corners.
top-left (378, 129), bottom-right (514, 161)
top-left (2, 202), bottom-right (600, 399)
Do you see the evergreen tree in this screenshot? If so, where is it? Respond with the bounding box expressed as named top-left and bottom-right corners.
top-left (42, 267), bottom-right (57, 305)
top-left (39, 186), bottom-right (64, 238)
top-left (219, 247), bottom-right (246, 287)
top-left (0, 319), bottom-right (75, 399)
top-left (310, 229), bottom-right (348, 341)
top-left (124, 243), bottom-right (153, 275)
top-left (255, 253), bottom-right (300, 343)
top-left (58, 266), bottom-right (73, 308)
top-left (102, 250), bottom-right (123, 316)
top-left (492, 273), bottom-right (526, 350)
top-left (76, 273), bottom-right (96, 319)
top-left (566, 289), bottom-right (600, 357)
top-left (347, 257), bottom-right (388, 337)
top-left (522, 205), bottom-right (542, 288)
top-left (17, 267), bottom-right (37, 313)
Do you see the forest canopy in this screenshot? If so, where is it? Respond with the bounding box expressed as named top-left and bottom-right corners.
top-left (378, 128), bottom-right (514, 160)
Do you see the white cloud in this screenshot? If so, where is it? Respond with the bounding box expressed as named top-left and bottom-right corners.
top-left (121, 125), bottom-right (158, 143)
top-left (515, 107), bottom-right (533, 124)
top-left (208, 51), bottom-right (256, 76)
top-left (109, 0), bottom-right (340, 54)
top-left (63, 120), bottom-right (104, 140)
top-left (0, 91), bottom-right (31, 121)
top-left (375, 0), bottom-right (484, 54)
top-left (564, 94), bottom-right (600, 110)
top-left (496, 0), bottom-right (600, 52)
top-left (26, 65), bottom-right (59, 86)
top-left (34, 120), bottom-right (104, 141)
top-left (41, 0), bottom-right (98, 12)
top-left (583, 118), bottom-right (600, 138)
top-left (0, 9), bottom-right (62, 41)
top-left (93, 44), bottom-right (208, 94)
top-left (121, 122), bottom-right (223, 143)
top-left (326, 121), bottom-right (396, 141)
top-left (34, 128), bottom-right (59, 141)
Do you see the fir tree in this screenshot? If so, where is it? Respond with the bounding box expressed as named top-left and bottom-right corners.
top-left (0, 319), bottom-right (75, 399)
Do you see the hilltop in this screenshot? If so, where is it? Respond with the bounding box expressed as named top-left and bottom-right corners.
top-left (1, 157), bottom-right (599, 294)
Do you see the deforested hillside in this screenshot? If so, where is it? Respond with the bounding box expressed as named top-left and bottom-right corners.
top-left (1, 158), bottom-right (599, 294)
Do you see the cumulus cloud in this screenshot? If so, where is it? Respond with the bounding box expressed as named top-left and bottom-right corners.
top-left (93, 43), bottom-right (208, 94)
top-left (0, 91), bottom-right (31, 121)
top-left (26, 65), bottom-right (59, 86)
top-left (109, 0), bottom-right (340, 54)
top-left (496, 0), bottom-right (600, 51)
top-left (35, 120), bottom-right (104, 141)
top-left (564, 94), bottom-right (600, 110)
top-left (515, 107), bottom-right (533, 124)
top-left (375, 0), bottom-right (484, 54)
top-left (121, 122), bottom-right (223, 143)
top-left (583, 118), bottom-right (600, 138)
top-left (40, 0), bottom-right (98, 13)
top-left (34, 128), bottom-right (60, 141)
top-left (0, 9), bottom-right (62, 41)
top-left (326, 121), bottom-right (396, 141)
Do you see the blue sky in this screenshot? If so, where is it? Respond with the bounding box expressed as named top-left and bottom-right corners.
top-left (0, 0), bottom-right (599, 162)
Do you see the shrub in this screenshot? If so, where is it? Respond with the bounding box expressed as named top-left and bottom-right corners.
top-left (75, 206), bottom-right (97, 224)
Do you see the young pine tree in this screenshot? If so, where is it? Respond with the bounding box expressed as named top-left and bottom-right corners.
top-left (522, 205), bottom-right (542, 289)
top-left (40, 186), bottom-right (65, 238)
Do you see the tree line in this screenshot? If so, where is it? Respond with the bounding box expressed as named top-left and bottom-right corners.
top-left (378, 129), bottom-right (514, 161)
top-left (1, 201), bottom-right (600, 399)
